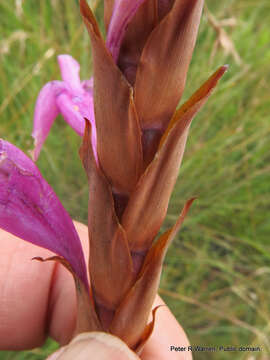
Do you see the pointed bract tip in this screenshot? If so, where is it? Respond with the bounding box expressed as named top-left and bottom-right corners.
top-left (215, 65), bottom-right (229, 78)
top-left (84, 116), bottom-right (91, 132)
top-left (134, 305), bottom-right (164, 354)
top-left (221, 64), bottom-right (229, 73)
top-left (187, 197), bottom-right (197, 207)
top-left (79, 117), bottom-right (93, 173)
top-left (174, 197), bottom-right (196, 231)
top-left (79, 0), bottom-right (91, 19)
top-left (79, 0), bottom-right (101, 38)
top-left (82, 117), bottom-right (92, 152)
top-left (79, 0), bottom-right (87, 12)
top-left (32, 255), bottom-right (74, 274)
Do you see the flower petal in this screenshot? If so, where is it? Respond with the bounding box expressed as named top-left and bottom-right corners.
top-left (106, 0), bottom-right (147, 62)
top-left (32, 81), bottom-right (66, 161)
top-left (110, 199), bottom-right (194, 349)
top-left (81, 77), bottom-right (94, 91)
top-left (117, 0), bottom-right (159, 85)
top-left (57, 55), bottom-right (83, 94)
top-left (80, 0), bottom-right (143, 193)
top-left (79, 122), bottom-right (134, 328)
top-left (122, 66), bottom-right (227, 252)
top-left (0, 140), bottom-right (88, 289)
top-left (134, 0), bottom-right (204, 130)
top-left (56, 94), bottom-right (84, 136)
top-left (56, 91), bottom-right (97, 162)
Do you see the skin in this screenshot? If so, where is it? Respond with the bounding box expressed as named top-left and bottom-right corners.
top-left (0, 222), bottom-right (192, 359)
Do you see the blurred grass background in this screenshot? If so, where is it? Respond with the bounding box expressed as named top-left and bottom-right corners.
top-left (0, 0), bottom-right (269, 359)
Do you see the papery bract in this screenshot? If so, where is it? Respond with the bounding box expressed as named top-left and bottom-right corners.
top-left (122, 66), bottom-right (228, 253)
top-left (80, 4), bottom-right (143, 194)
top-left (76, 0), bottom-right (228, 352)
top-left (80, 122), bottom-right (134, 329)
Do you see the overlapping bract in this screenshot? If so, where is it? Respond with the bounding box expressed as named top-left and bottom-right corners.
top-left (78, 0), bottom-right (227, 351)
top-left (0, 0), bottom-right (228, 354)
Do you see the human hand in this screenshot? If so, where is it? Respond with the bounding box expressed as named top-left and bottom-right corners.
top-left (46, 332), bottom-right (140, 360)
top-left (0, 222), bottom-right (191, 359)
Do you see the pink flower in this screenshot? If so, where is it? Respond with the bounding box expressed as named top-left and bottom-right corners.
top-left (32, 55), bottom-right (97, 161)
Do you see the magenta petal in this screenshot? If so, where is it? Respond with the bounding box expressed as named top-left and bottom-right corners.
top-left (0, 140), bottom-right (89, 289)
top-left (56, 93), bottom-right (85, 136)
top-left (106, 0), bottom-right (147, 61)
top-left (82, 77), bottom-right (94, 92)
top-left (56, 92), bottom-right (98, 162)
top-left (32, 80), bottom-right (66, 161)
top-left (57, 55), bottom-right (83, 94)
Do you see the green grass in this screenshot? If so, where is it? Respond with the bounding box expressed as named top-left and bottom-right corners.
top-left (1, 0), bottom-right (270, 359)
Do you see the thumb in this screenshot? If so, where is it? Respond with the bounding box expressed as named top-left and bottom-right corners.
top-left (47, 332), bottom-right (140, 360)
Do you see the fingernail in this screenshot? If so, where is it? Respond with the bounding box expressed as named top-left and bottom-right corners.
top-left (48, 332), bottom-right (140, 360)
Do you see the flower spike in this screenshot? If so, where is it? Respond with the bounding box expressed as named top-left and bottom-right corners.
top-left (2, 0), bottom-right (229, 354)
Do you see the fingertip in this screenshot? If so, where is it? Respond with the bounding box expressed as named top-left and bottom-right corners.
top-left (141, 295), bottom-right (192, 360)
top-left (50, 333), bottom-right (140, 360)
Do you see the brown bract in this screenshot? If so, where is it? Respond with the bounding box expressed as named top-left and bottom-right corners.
top-left (79, 121), bottom-right (134, 329)
top-left (122, 66), bottom-right (227, 253)
top-left (158, 0), bottom-right (175, 19)
top-left (110, 199), bottom-right (195, 350)
top-left (81, 1), bottom-right (143, 195)
top-left (104, 0), bottom-right (115, 31)
top-left (78, 0), bottom-right (227, 353)
top-left (135, 0), bottom-right (204, 133)
top-left (117, 0), bottom-right (159, 85)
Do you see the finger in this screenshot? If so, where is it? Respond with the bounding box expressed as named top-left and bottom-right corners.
top-left (47, 332), bottom-right (140, 360)
top-left (48, 221), bottom-right (89, 345)
top-left (0, 229), bottom-right (55, 349)
top-left (141, 296), bottom-right (192, 360)
top-left (0, 222), bottom-right (88, 349)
